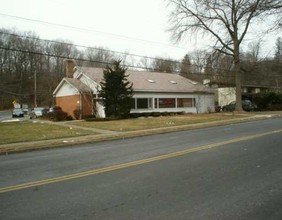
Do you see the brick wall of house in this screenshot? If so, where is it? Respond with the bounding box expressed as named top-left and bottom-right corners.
top-left (56, 94), bottom-right (93, 119)
top-left (55, 95), bottom-right (80, 119)
top-left (81, 94), bottom-right (93, 117)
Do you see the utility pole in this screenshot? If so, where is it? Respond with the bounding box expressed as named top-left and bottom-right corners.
top-left (34, 71), bottom-right (37, 107)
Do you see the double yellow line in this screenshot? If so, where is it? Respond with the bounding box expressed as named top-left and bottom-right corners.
top-left (1, 129), bottom-right (281, 194)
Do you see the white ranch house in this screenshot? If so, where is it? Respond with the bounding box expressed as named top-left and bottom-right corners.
top-left (53, 61), bottom-right (215, 119)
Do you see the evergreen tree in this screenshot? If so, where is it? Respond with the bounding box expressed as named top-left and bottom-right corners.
top-left (99, 60), bottom-right (133, 118)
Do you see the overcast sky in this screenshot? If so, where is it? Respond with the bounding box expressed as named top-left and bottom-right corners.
top-left (0, 0), bottom-right (280, 60)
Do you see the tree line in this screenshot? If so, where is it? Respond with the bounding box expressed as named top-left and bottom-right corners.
top-left (0, 28), bottom-right (281, 110)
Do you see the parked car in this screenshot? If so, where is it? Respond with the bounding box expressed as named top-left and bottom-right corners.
top-left (29, 107), bottom-right (48, 119)
top-left (48, 106), bottom-right (62, 113)
top-left (12, 108), bottom-right (24, 117)
top-left (222, 100), bottom-right (256, 112)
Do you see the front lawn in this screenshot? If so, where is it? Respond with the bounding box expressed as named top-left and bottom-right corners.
top-left (0, 120), bottom-right (95, 144)
top-left (72, 113), bottom-right (245, 131)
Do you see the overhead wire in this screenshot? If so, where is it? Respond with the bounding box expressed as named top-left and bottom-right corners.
top-left (0, 30), bottom-right (169, 62)
top-left (0, 46), bottom-right (154, 71)
top-left (0, 31), bottom-right (239, 74)
top-left (0, 12), bottom-right (188, 50)
top-left (0, 30), bottom-right (184, 71)
top-left (1, 30), bottom-right (280, 75)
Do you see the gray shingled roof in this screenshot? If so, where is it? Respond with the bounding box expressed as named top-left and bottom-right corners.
top-left (64, 78), bottom-right (92, 93)
top-left (77, 67), bottom-right (213, 94)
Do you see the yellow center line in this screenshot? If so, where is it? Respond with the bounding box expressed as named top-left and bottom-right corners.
top-left (0, 129), bottom-right (281, 194)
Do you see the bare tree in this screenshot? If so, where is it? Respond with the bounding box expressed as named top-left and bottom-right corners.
top-left (85, 47), bottom-right (114, 67)
top-left (167, 0), bottom-right (282, 111)
top-left (152, 57), bottom-right (179, 73)
top-left (139, 56), bottom-right (153, 71)
top-left (190, 49), bottom-right (210, 74)
top-left (244, 40), bottom-right (262, 62)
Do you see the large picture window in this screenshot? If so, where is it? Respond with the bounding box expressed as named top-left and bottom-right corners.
top-left (132, 98), bottom-right (152, 109)
top-left (158, 98), bottom-right (176, 108)
top-left (177, 98), bottom-right (194, 107)
top-left (137, 98), bottom-right (150, 109)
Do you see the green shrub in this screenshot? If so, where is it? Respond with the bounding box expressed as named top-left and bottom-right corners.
top-left (73, 109), bottom-right (81, 120)
top-left (85, 116), bottom-right (122, 122)
top-left (130, 113), bottom-right (143, 118)
top-left (161, 112), bottom-right (169, 116)
top-left (66, 115), bottom-right (74, 121)
top-left (253, 91), bottom-right (282, 111)
top-left (45, 106), bottom-right (71, 121)
top-left (151, 112), bottom-right (161, 117)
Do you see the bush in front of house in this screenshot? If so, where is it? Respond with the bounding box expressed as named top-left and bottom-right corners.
top-left (151, 112), bottom-right (161, 117)
top-left (73, 109), bottom-right (81, 120)
top-left (84, 111), bottom-right (187, 121)
top-left (253, 91), bottom-right (282, 111)
top-left (85, 116), bottom-right (121, 122)
top-left (45, 106), bottom-right (72, 121)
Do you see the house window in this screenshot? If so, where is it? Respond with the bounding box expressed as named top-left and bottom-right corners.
top-left (177, 98), bottom-right (194, 107)
top-left (158, 98), bottom-right (176, 108)
top-left (132, 98), bottom-right (153, 109)
top-left (155, 98), bottom-right (158, 108)
top-left (137, 98), bottom-right (148, 109)
top-left (131, 99), bottom-right (136, 109)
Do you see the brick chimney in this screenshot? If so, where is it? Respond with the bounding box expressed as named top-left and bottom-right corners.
top-left (66, 59), bottom-right (75, 78)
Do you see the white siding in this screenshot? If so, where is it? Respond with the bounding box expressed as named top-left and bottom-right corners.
top-left (195, 94), bottom-right (215, 113)
top-left (56, 83), bottom-right (79, 97)
top-left (96, 102), bottom-right (105, 118)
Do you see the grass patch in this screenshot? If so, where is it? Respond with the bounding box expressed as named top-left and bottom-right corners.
top-left (72, 113), bottom-right (245, 131)
top-left (0, 114), bottom-right (248, 145)
top-left (0, 120), bottom-right (95, 144)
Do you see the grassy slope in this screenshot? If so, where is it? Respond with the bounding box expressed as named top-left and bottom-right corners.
top-left (0, 121), bottom-right (94, 144)
top-left (0, 114), bottom-right (246, 145)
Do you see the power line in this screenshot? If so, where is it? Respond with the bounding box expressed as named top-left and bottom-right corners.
top-left (0, 88), bottom-right (30, 96)
top-left (0, 30), bottom-right (173, 63)
top-left (0, 12), bottom-right (187, 51)
top-left (0, 45), bottom-right (270, 77)
top-left (0, 46), bottom-right (154, 71)
top-left (2, 45), bottom-right (253, 80)
top-left (0, 30), bottom-right (189, 73)
top-left (0, 30), bottom-right (209, 71)
top-left (1, 31), bottom-right (281, 75)
top-left (0, 44), bottom-right (234, 75)
top-left (0, 30), bottom-right (236, 73)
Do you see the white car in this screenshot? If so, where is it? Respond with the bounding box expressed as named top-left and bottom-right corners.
top-left (30, 107), bottom-right (47, 118)
top-left (12, 108), bottom-right (24, 117)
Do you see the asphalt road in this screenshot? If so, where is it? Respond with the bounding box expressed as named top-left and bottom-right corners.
top-left (0, 110), bottom-right (29, 122)
top-left (0, 118), bottom-right (281, 220)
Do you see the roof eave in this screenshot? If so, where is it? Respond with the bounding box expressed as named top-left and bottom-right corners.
top-left (133, 89), bottom-right (214, 94)
top-left (53, 78), bottom-right (67, 96)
